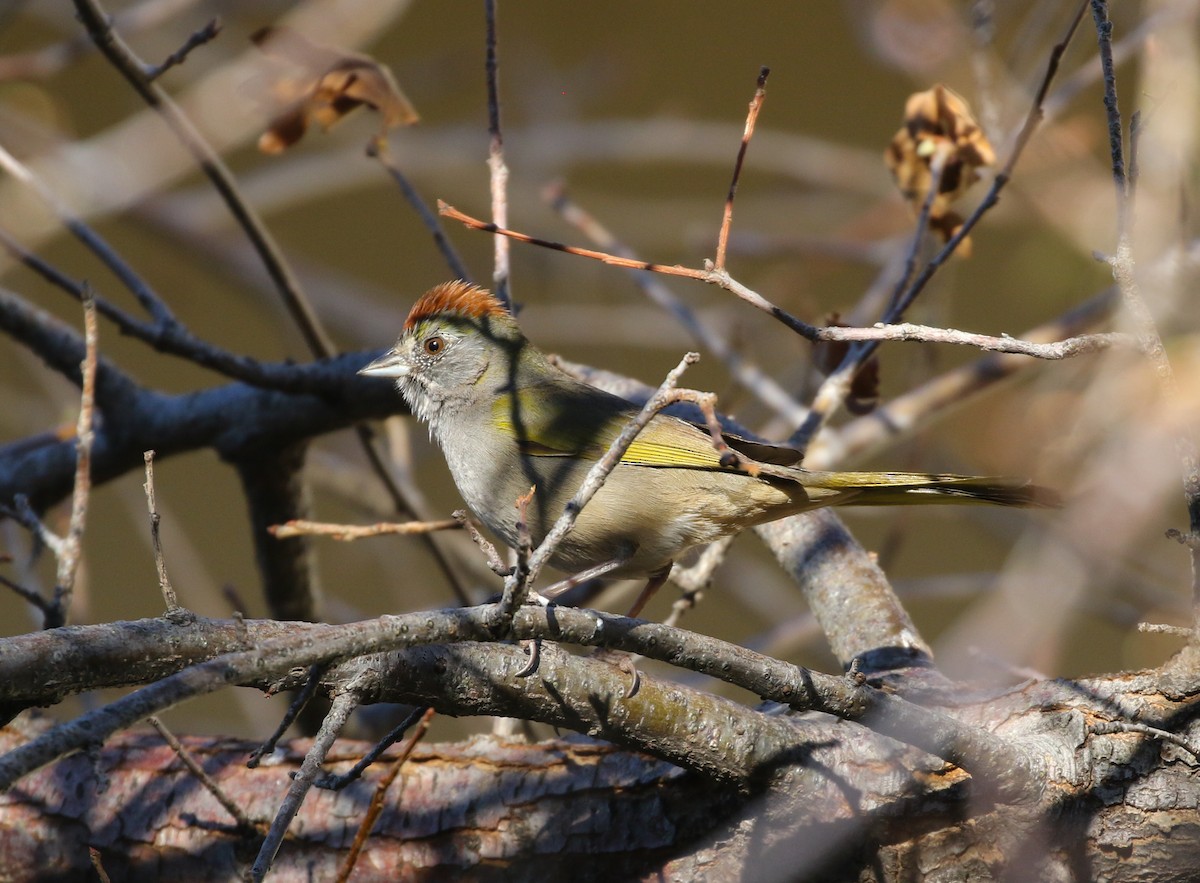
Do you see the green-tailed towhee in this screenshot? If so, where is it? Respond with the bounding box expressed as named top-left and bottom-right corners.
top-left (360, 281), bottom-right (1057, 600)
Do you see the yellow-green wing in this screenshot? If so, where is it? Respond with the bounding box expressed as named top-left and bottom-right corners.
top-left (491, 379), bottom-right (728, 469)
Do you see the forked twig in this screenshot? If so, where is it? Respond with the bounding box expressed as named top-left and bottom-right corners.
top-left (72, 0), bottom-right (336, 359)
top-left (545, 182), bottom-right (809, 425)
top-left (438, 201), bottom-right (821, 340)
top-left (250, 692), bottom-right (360, 880)
top-left (334, 707), bottom-right (435, 882)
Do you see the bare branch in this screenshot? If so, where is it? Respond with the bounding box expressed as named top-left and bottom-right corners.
top-left (814, 323), bottom-right (1130, 360)
top-left (71, 0), bottom-right (336, 359)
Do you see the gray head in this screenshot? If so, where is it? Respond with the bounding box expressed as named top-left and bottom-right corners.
top-left (358, 281), bottom-right (525, 428)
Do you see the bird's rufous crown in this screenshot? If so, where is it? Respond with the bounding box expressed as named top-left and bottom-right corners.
top-left (403, 281), bottom-right (509, 331)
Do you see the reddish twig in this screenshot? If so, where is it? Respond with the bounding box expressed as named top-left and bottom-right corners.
top-left (438, 201), bottom-right (821, 340)
top-left (715, 66), bottom-right (769, 271)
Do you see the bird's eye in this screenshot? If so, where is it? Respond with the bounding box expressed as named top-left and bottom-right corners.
top-left (423, 335), bottom-right (445, 355)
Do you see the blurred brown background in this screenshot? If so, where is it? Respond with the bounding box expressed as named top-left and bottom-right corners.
top-left (0, 0), bottom-right (1196, 737)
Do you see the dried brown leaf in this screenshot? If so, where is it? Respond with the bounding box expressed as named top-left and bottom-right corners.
top-left (251, 26), bottom-right (418, 154)
top-left (884, 84), bottom-right (994, 251)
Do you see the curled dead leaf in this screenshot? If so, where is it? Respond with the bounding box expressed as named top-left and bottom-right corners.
top-left (884, 84), bottom-right (994, 253)
top-left (251, 26), bottom-right (418, 154)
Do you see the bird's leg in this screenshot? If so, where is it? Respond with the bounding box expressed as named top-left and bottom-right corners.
top-left (538, 557), bottom-right (629, 604)
top-left (624, 564), bottom-right (673, 618)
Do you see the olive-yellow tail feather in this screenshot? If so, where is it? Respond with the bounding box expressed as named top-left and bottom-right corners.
top-left (781, 468), bottom-right (1062, 509)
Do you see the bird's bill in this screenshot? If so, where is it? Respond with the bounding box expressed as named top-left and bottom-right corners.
top-left (358, 350), bottom-right (410, 377)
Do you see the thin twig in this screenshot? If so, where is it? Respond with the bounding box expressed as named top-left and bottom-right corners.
top-left (0, 156), bottom-right (342, 395)
top-left (0, 572), bottom-right (52, 618)
top-left (813, 285), bottom-right (1120, 469)
top-left (250, 692), bottom-right (359, 881)
top-left (247, 663), bottom-right (328, 769)
top-left (663, 587), bottom-right (704, 630)
top-left (814, 323), bottom-right (1130, 359)
top-left (143, 17), bottom-right (221, 81)
top-left (51, 289), bottom-right (98, 627)
top-left (334, 707), bottom-right (435, 883)
top-left (355, 426), bottom-right (472, 606)
top-left (1090, 719), bottom-right (1200, 759)
top-left (454, 509), bottom-right (511, 576)
top-left (498, 486), bottom-right (536, 616)
top-left (1091, 1), bottom-right (1128, 231)
top-left (368, 138), bottom-right (473, 281)
top-left (8, 496), bottom-right (64, 558)
top-left (545, 182), bottom-right (809, 425)
top-left (884, 142), bottom-right (952, 321)
top-left (439, 201), bottom-right (821, 340)
top-left (484, 0), bottom-right (511, 310)
top-left (715, 66), bottom-right (769, 271)
top-left (0, 143), bottom-right (176, 326)
top-left (791, 145), bottom-right (951, 449)
top-left (268, 518), bottom-right (463, 541)
top-left (143, 451), bottom-right (180, 613)
top-left (317, 706), bottom-right (431, 791)
top-left (147, 715), bottom-right (260, 833)
top-left (671, 536), bottom-right (734, 593)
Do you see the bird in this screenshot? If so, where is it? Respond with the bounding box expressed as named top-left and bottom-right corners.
top-left (360, 280), bottom-right (1058, 614)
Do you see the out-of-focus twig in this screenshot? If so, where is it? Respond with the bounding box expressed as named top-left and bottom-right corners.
top-left (50, 289), bottom-right (98, 628)
top-left (484, 0), bottom-right (511, 310)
